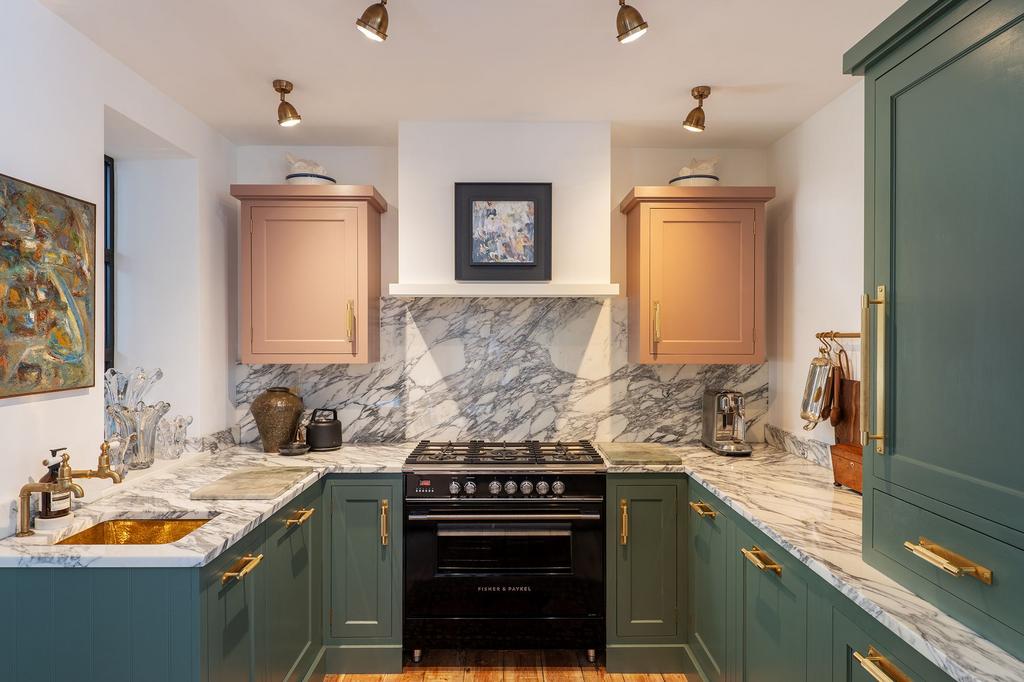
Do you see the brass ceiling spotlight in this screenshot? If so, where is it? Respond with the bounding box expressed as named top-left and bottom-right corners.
top-left (356, 0), bottom-right (389, 42)
top-left (273, 80), bottom-right (302, 128)
top-left (683, 86), bottom-right (711, 132)
top-left (616, 0), bottom-right (648, 43)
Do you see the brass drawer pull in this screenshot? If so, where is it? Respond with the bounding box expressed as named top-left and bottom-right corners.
top-left (689, 501), bottom-right (718, 518)
top-left (346, 300), bottom-right (356, 342)
top-left (380, 499), bottom-right (389, 546)
top-left (741, 545), bottom-right (782, 576)
top-left (903, 537), bottom-right (992, 584)
top-left (619, 499), bottom-right (629, 545)
top-left (653, 301), bottom-right (662, 343)
top-left (860, 286), bottom-right (886, 454)
top-left (286, 507), bottom-right (315, 527)
top-left (221, 553), bottom-right (263, 585)
top-left (853, 646), bottom-right (912, 682)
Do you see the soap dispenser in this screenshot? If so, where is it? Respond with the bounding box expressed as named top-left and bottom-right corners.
top-left (38, 448), bottom-right (72, 520)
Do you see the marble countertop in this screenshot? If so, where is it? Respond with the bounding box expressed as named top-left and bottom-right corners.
top-left (599, 442), bottom-right (1024, 682)
top-left (0, 443), bottom-right (410, 569)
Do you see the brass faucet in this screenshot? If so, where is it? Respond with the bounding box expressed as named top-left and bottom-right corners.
top-left (16, 442), bottom-right (124, 538)
top-left (16, 452), bottom-right (84, 538)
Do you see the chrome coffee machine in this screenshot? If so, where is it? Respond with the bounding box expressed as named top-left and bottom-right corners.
top-left (701, 389), bottom-right (752, 456)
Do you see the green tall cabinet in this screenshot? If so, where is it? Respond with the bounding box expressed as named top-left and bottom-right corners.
top-left (846, 0), bottom-right (1024, 658)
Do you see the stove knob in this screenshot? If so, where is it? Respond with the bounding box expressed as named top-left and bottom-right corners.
top-left (449, 480), bottom-right (461, 496)
top-left (464, 481), bottom-right (477, 495)
top-left (551, 480), bottom-right (566, 496)
top-left (520, 480), bottom-right (534, 495)
top-left (535, 481), bottom-right (550, 496)
top-left (504, 480), bottom-right (518, 496)
top-left (488, 480), bottom-right (502, 495)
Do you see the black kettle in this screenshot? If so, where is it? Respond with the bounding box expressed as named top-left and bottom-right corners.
top-left (306, 408), bottom-right (343, 451)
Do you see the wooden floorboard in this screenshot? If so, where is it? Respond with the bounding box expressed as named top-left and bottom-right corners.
top-left (325, 651), bottom-right (697, 682)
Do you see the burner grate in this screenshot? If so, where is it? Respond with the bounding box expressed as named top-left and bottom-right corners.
top-left (406, 439), bottom-right (602, 466)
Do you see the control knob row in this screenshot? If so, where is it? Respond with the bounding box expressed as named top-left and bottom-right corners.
top-left (449, 480), bottom-right (479, 495)
top-left (481, 479), bottom-right (565, 496)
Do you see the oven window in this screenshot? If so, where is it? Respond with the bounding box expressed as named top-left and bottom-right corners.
top-left (436, 523), bottom-right (573, 574)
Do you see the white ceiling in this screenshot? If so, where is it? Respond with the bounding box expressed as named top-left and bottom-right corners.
top-left (43, 0), bottom-right (902, 148)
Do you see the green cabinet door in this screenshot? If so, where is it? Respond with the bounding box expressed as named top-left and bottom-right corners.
top-left (687, 485), bottom-right (730, 682)
top-left (864, 0), bottom-right (1024, 532)
top-left (832, 609), bottom-right (921, 682)
top-left (203, 526), bottom-right (267, 682)
top-left (611, 481), bottom-right (682, 640)
top-left (265, 485), bottom-right (321, 682)
top-left (733, 527), bottom-right (807, 682)
top-left (327, 478), bottom-right (399, 640)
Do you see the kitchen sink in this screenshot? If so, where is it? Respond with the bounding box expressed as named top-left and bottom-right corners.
top-left (56, 518), bottom-right (210, 545)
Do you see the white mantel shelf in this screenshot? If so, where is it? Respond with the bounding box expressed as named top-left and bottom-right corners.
top-left (387, 282), bottom-right (621, 298)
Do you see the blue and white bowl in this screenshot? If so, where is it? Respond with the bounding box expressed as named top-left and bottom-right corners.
top-left (286, 172), bottom-right (337, 185)
top-left (669, 174), bottom-right (720, 187)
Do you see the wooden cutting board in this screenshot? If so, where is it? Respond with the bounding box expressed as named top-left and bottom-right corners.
top-left (597, 443), bottom-right (682, 465)
top-left (190, 466), bottom-right (317, 500)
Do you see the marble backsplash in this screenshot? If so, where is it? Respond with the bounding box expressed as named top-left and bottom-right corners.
top-left (765, 423), bottom-right (833, 469)
top-left (235, 297), bottom-right (768, 444)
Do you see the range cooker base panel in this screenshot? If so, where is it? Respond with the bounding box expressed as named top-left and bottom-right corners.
top-left (404, 617), bottom-right (604, 650)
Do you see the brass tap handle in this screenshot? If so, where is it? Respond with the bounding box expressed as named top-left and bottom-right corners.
top-left (221, 553), bottom-right (263, 585)
top-left (853, 646), bottom-right (912, 682)
top-left (346, 300), bottom-right (356, 342)
top-left (380, 499), bottom-right (389, 546)
top-left (619, 499), bottom-right (629, 545)
top-left (741, 546), bottom-right (782, 576)
top-left (653, 301), bottom-right (662, 344)
top-left (860, 286), bottom-right (886, 454)
top-left (689, 501), bottom-right (718, 518)
top-left (903, 537), bottom-right (992, 584)
top-left (286, 507), bottom-right (316, 527)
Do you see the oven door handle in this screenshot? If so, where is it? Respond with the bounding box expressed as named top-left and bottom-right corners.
top-left (407, 513), bottom-right (601, 521)
top-left (436, 529), bottom-right (573, 537)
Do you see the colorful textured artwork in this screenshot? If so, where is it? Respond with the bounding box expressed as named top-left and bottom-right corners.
top-left (471, 200), bottom-right (536, 264)
top-left (0, 174), bottom-right (95, 398)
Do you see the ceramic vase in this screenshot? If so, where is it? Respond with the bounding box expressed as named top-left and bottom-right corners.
top-left (250, 387), bottom-right (304, 453)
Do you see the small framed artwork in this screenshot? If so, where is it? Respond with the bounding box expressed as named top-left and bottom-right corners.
top-left (454, 182), bottom-right (552, 281)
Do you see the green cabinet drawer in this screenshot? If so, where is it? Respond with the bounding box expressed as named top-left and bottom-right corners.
top-left (687, 483), bottom-right (729, 682)
top-left (733, 526), bottom-right (808, 682)
top-left (832, 609), bottom-right (923, 682)
top-left (871, 490), bottom-right (1024, 654)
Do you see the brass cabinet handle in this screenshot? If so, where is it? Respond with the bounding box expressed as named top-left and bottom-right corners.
top-left (861, 285), bottom-right (886, 454)
top-left (689, 501), bottom-right (718, 518)
top-left (653, 301), bottom-right (662, 343)
top-left (903, 537), bottom-right (992, 584)
top-left (854, 646), bottom-right (912, 682)
top-left (619, 499), bottom-right (629, 545)
top-left (380, 499), bottom-right (389, 546)
top-left (346, 300), bottom-right (356, 342)
top-left (740, 545), bottom-right (782, 576)
top-left (286, 507), bottom-right (315, 527)
top-left (221, 553), bottom-right (264, 585)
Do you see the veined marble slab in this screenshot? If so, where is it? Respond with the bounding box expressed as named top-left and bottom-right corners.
top-left (601, 443), bottom-right (1024, 682)
top-left (190, 466), bottom-right (317, 500)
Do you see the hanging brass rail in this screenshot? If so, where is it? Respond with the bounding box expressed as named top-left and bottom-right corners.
top-left (815, 330), bottom-right (861, 340)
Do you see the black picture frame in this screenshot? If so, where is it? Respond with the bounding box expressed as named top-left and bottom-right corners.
top-left (454, 182), bottom-right (552, 281)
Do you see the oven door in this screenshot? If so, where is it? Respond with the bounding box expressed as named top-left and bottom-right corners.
top-left (404, 500), bottom-right (604, 619)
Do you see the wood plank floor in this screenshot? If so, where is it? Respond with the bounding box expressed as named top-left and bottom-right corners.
top-left (324, 650), bottom-right (698, 682)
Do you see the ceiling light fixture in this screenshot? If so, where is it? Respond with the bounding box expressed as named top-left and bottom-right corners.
top-left (683, 86), bottom-right (711, 132)
top-left (273, 80), bottom-right (302, 127)
top-left (356, 0), bottom-right (389, 42)
top-left (616, 0), bottom-right (648, 43)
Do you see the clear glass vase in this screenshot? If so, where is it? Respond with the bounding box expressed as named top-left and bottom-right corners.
top-left (107, 401), bottom-right (171, 470)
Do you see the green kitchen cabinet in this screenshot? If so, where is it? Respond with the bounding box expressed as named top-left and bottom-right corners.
top-left (322, 476), bottom-right (403, 673)
top-left (832, 609), bottom-right (921, 682)
top-left (605, 475), bottom-right (690, 673)
top-left (846, 0), bottom-right (1024, 657)
top-left (686, 483), bottom-right (730, 682)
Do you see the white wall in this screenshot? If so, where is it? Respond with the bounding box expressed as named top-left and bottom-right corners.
top-left (397, 122), bottom-right (613, 286)
top-left (0, 0), bottom-right (234, 537)
top-left (235, 145), bottom-right (398, 287)
top-left (766, 82), bottom-right (864, 439)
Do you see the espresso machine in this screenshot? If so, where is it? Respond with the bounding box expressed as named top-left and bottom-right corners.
top-left (701, 389), bottom-right (752, 456)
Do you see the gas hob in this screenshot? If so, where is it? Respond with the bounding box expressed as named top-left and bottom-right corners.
top-left (403, 439), bottom-right (605, 471)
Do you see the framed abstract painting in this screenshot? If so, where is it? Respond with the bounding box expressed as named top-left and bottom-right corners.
top-left (0, 173), bottom-right (96, 398)
top-left (454, 182), bottom-right (552, 281)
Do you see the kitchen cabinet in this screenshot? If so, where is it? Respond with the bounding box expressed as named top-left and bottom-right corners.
top-left (323, 476), bottom-right (403, 673)
top-left (832, 609), bottom-right (919, 682)
top-left (605, 475), bottom-right (689, 673)
top-left (619, 186), bottom-right (774, 364)
top-left (687, 488), bottom-right (729, 682)
top-left (231, 184), bottom-right (386, 364)
top-left (845, 0), bottom-right (1024, 657)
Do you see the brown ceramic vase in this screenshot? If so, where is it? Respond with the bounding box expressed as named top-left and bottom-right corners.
top-left (250, 387), bottom-right (304, 453)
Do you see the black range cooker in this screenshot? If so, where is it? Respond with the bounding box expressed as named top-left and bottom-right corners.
top-left (403, 440), bottom-right (606, 660)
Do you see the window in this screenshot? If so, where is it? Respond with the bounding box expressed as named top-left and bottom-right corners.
top-left (103, 155), bottom-right (115, 371)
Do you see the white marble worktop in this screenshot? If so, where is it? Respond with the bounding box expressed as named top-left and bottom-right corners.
top-left (600, 442), bottom-right (1024, 682)
top-left (0, 443), bottom-right (410, 569)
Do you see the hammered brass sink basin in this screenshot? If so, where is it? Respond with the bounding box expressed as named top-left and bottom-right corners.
top-left (57, 518), bottom-right (209, 545)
